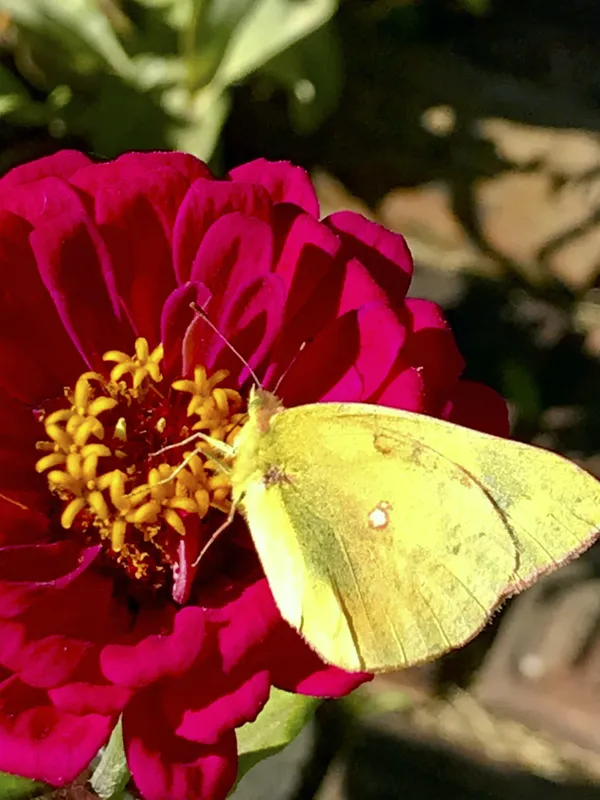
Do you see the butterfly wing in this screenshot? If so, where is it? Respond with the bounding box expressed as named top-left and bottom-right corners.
top-left (238, 403), bottom-right (570, 672)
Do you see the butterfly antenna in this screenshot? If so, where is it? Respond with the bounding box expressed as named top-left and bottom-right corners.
top-left (190, 302), bottom-right (262, 388)
top-left (273, 341), bottom-right (308, 395)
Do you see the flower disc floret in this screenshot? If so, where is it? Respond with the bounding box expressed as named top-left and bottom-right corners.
top-left (34, 337), bottom-right (243, 586)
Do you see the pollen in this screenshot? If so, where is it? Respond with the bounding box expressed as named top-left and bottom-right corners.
top-left (35, 337), bottom-right (245, 587)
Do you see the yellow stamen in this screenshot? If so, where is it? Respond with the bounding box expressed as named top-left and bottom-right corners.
top-left (35, 336), bottom-right (243, 584)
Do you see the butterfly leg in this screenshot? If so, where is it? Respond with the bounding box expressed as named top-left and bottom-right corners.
top-left (193, 501), bottom-right (238, 567)
top-left (150, 431), bottom-right (235, 459)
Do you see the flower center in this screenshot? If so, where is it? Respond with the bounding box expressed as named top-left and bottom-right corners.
top-left (35, 338), bottom-right (244, 587)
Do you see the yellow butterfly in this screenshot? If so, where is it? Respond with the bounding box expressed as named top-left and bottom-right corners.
top-left (224, 387), bottom-right (600, 674)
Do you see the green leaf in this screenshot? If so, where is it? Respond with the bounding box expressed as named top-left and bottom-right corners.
top-left (212, 0), bottom-right (338, 89)
top-left (261, 21), bottom-right (343, 134)
top-left (458, 0), bottom-right (490, 15)
top-left (235, 688), bottom-right (319, 787)
top-left (90, 719), bottom-right (130, 800)
top-left (3, 0), bottom-right (134, 78)
top-left (189, 0), bottom-right (258, 87)
top-left (168, 84), bottom-right (231, 161)
top-left (0, 772), bottom-right (44, 800)
top-left (338, 683), bottom-right (412, 719)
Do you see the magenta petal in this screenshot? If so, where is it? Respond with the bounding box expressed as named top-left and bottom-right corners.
top-left (278, 311), bottom-right (360, 405)
top-left (0, 675), bottom-right (114, 786)
top-left (445, 380), bottom-right (510, 437)
top-left (190, 213), bottom-right (274, 293)
top-left (267, 623), bottom-right (370, 697)
top-left (273, 209), bottom-right (340, 314)
top-left (0, 499), bottom-right (48, 548)
top-left (185, 274), bottom-right (285, 386)
top-left (272, 255), bottom-right (387, 385)
top-left (29, 211), bottom-right (135, 368)
top-left (280, 302), bottom-right (405, 405)
top-left (204, 579), bottom-right (281, 674)
top-left (0, 544), bottom-right (99, 618)
top-left (214, 275), bottom-right (285, 387)
top-left (171, 515), bottom-right (203, 605)
top-left (404, 299), bottom-right (465, 405)
top-left (336, 257), bottom-right (390, 316)
top-left (322, 303), bottom-right (406, 402)
top-left (124, 688), bottom-right (237, 800)
top-left (0, 623), bottom-right (90, 689)
top-left (161, 282), bottom-right (212, 379)
top-left (229, 159), bottom-right (320, 218)
top-left (373, 365), bottom-right (427, 413)
top-left (49, 681), bottom-right (131, 716)
top-left (0, 388), bottom-right (51, 521)
top-left (326, 211), bottom-right (413, 304)
top-left (176, 669), bottom-right (270, 745)
top-left (0, 176), bottom-right (91, 227)
top-left (101, 606), bottom-right (207, 688)
top-left (172, 178), bottom-right (271, 283)
top-left (0, 212), bottom-right (84, 402)
top-left (114, 151), bottom-right (213, 183)
top-left (0, 151), bottom-right (92, 190)
top-left (72, 166), bottom-right (188, 343)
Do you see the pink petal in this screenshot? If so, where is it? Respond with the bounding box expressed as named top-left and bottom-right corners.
top-left (403, 299), bottom-right (465, 408)
top-left (184, 274), bottom-right (285, 387)
top-left (0, 544), bottom-right (99, 618)
top-left (161, 282), bottom-right (212, 379)
top-left (204, 579), bottom-right (281, 674)
top-left (0, 150), bottom-right (92, 190)
top-left (124, 688), bottom-right (237, 800)
top-left (445, 380), bottom-right (510, 437)
top-left (71, 166), bottom-right (190, 343)
top-left (29, 210), bottom-right (135, 369)
top-left (0, 568), bottom-right (117, 685)
top-left (336, 257), bottom-right (391, 316)
top-left (0, 499), bottom-right (49, 548)
top-left (190, 213), bottom-right (273, 293)
top-left (272, 208), bottom-right (340, 313)
top-left (373, 365), bottom-right (427, 413)
top-left (326, 211), bottom-right (413, 304)
top-left (171, 515), bottom-right (204, 605)
top-left (176, 668), bottom-right (270, 745)
top-left (101, 606), bottom-right (207, 688)
top-left (172, 179), bottom-right (271, 283)
top-left (271, 254), bottom-right (388, 385)
top-left (184, 212), bottom-right (281, 379)
top-left (0, 675), bottom-right (114, 786)
top-left (0, 176), bottom-right (90, 226)
top-left (266, 623), bottom-right (370, 697)
top-left (0, 388), bottom-right (50, 519)
top-left (114, 151), bottom-right (213, 183)
top-left (280, 303), bottom-right (406, 405)
top-left (0, 211), bottom-right (84, 402)
top-left (49, 681), bottom-right (131, 716)
top-left (229, 159), bottom-right (319, 217)
top-left (0, 623), bottom-right (90, 689)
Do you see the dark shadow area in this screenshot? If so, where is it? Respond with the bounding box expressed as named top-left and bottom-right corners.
top-left (344, 725), bottom-right (600, 800)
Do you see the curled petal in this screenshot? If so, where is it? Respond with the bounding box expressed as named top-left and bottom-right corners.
top-left (101, 606), bottom-right (207, 688)
top-left (0, 675), bottom-right (115, 786)
top-left (124, 687), bottom-right (237, 800)
top-left (229, 159), bottom-right (319, 218)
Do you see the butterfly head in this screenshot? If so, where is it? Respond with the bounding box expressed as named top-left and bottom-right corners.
top-left (247, 386), bottom-right (284, 434)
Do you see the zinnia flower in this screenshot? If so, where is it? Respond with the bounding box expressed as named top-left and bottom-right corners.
top-left (0, 150), bottom-right (508, 799)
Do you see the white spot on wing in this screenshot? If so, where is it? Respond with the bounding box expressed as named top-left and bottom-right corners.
top-left (368, 501), bottom-right (392, 531)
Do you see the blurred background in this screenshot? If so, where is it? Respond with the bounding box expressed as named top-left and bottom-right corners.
top-left (3, 0), bottom-right (600, 797)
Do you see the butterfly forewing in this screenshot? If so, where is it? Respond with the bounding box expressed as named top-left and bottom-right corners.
top-left (240, 406), bottom-right (517, 672)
